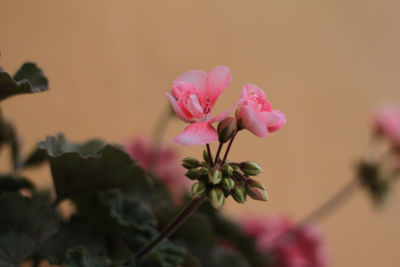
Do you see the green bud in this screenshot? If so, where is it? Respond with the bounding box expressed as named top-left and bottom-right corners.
top-left (185, 169), bottom-right (199, 180)
top-left (246, 179), bottom-right (269, 201)
top-left (217, 117), bottom-right (237, 143)
top-left (221, 164), bottom-right (233, 176)
top-left (221, 177), bottom-right (235, 191)
top-left (203, 150), bottom-right (210, 163)
top-left (232, 184), bottom-right (247, 204)
top-left (198, 167), bottom-right (209, 178)
top-left (192, 181), bottom-right (207, 197)
top-left (209, 187), bottom-right (225, 209)
top-left (208, 169), bottom-right (222, 184)
top-left (240, 161), bottom-right (263, 176)
top-left (182, 157), bottom-right (200, 169)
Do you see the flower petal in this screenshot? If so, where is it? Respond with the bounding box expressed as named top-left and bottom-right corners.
top-left (166, 93), bottom-right (195, 123)
top-left (267, 110), bottom-right (286, 132)
top-left (175, 70), bottom-right (207, 98)
top-left (173, 122), bottom-right (218, 146)
top-left (206, 66), bottom-right (232, 106)
top-left (237, 105), bottom-right (268, 138)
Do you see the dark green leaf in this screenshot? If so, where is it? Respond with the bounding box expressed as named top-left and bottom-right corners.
top-left (38, 134), bottom-right (151, 202)
top-left (0, 62), bottom-right (49, 101)
top-left (0, 174), bottom-right (34, 193)
top-left (23, 147), bottom-right (47, 169)
top-left (0, 193), bottom-right (60, 266)
top-left (63, 246), bottom-right (111, 267)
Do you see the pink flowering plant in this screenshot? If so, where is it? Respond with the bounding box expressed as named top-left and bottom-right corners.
top-left (0, 60), bottom-right (398, 267)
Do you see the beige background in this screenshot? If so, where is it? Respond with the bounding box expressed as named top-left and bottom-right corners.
top-left (1, 1), bottom-right (400, 266)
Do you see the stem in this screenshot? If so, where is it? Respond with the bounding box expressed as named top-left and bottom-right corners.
top-left (152, 104), bottom-right (173, 146)
top-left (206, 144), bottom-right (214, 166)
top-left (221, 131), bottom-right (238, 165)
top-left (136, 196), bottom-right (206, 259)
top-left (296, 179), bottom-right (358, 227)
top-left (213, 143), bottom-right (224, 166)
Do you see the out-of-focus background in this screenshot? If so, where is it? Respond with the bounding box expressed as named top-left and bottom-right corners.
top-left (1, 1), bottom-right (399, 266)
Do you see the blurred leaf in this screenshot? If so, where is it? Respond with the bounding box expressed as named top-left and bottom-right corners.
top-left (0, 62), bottom-right (49, 101)
top-left (207, 247), bottom-right (250, 267)
top-left (44, 216), bottom-right (107, 265)
top-left (38, 134), bottom-right (151, 202)
top-left (0, 174), bottom-right (34, 193)
top-left (63, 246), bottom-right (111, 267)
top-left (7, 122), bottom-right (21, 171)
top-left (0, 193), bottom-right (60, 266)
top-left (23, 146), bottom-right (47, 169)
top-left (182, 252), bottom-right (202, 267)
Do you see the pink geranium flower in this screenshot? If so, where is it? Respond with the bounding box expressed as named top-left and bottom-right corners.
top-left (236, 84), bottom-right (286, 138)
top-left (166, 66), bottom-right (234, 145)
top-left (125, 137), bottom-right (188, 204)
top-left (240, 215), bottom-right (328, 267)
top-left (371, 105), bottom-right (400, 147)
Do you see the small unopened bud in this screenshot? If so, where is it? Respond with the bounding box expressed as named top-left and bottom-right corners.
top-left (232, 184), bottom-right (247, 204)
top-left (221, 164), bottom-right (233, 176)
top-left (203, 150), bottom-right (210, 163)
top-left (217, 117), bottom-right (237, 143)
top-left (208, 169), bottom-right (222, 184)
top-left (246, 179), bottom-right (269, 201)
top-left (182, 157), bottom-right (200, 169)
top-left (240, 161), bottom-right (263, 176)
top-left (185, 169), bottom-right (199, 180)
top-left (192, 181), bottom-right (207, 197)
top-left (209, 187), bottom-right (225, 209)
top-left (221, 177), bottom-right (235, 191)
top-left (198, 167), bottom-right (209, 177)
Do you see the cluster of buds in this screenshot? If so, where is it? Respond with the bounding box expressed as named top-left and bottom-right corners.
top-left (182, 117), bottom-right (269, 209)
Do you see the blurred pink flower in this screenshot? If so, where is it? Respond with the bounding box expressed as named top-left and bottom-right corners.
top-left (236, 84), bottom-right (286, 138)
top-left (240, 215), bottom-right (328, 267)
top-left (371, 105), bottom-right (400, 147)
top-left (125, 137), bottom-right (188, 203)
top-left (166, 66), bottom-right (234, 145)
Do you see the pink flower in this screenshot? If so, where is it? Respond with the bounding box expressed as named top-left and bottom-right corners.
top-left (371, 105), bottom-right (400, 147)
top-left (125, 137), bottom-right (188, 204)
top-left (236, 84), bottom-right (286, 138)
top-left (166, 66), bottom-right (234, 145)
top-left (240, 215), bottom-right (328, 267)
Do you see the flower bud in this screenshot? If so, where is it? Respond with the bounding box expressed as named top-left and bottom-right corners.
top-left (246, 179), bottom-right (269, 201)
top-left (221, 177), bottom-right (235, 191)
top-left (208, 169), bottom-right (222, 184)
top-left (182, 157), bottom-right (200, 169)
top-left (198, 167), bottom-right (209, 177)
top-left (192, 181), bottom-right (207, 198)
top-left (217, 117), bottom-right (237, 143)
top-left (232, 184), bottom-right (247, 204)
top-left (221, 164), bottom-right (233, 176)
top-left (203, 150), bottom-right (210, 163)
top-left (239, 161), bottom-right (263, 176)
top-left (185, 169), bottom-right (199, 180)
top-left (209, 187), bottom-right (225, 209)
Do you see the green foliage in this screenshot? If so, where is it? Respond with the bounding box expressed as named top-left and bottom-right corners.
top-left (0, 174), bottom-right (34, 193)
top-left (0, 193), bottom-right (60, 266)
top-left (0, 62), bottom-right (49, 101)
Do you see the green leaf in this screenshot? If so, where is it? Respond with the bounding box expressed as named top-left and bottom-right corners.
top-left (44, 216), bottom-right (107, 265)
top-left (0, 193), bottom-right (60, 266)
top-left (63, 246), bottom-right (111, 267)
top-left (0, 174), bottom-right (34, 193)
top-left (0, 62), bottom-right (49, 101)
top-left (22, 146), bottom-right (47, 169)
top-left (38, 134), bottom-right (151, 202)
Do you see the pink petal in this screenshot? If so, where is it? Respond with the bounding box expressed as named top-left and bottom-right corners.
top-left (267, 110), bottom-right (286, 132)
top-left (237, 105), bottom-right (268, 138)
top-left (242, 84), bottom-right (266, 98)
top-left (166, 93), bottom-right (195, 123)
top-left (206, 66), bottom-right (232, 106)
top-left (175, 70), bottom-right (207, 98)
top-left (173, 122), bottom-right (218, 146)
